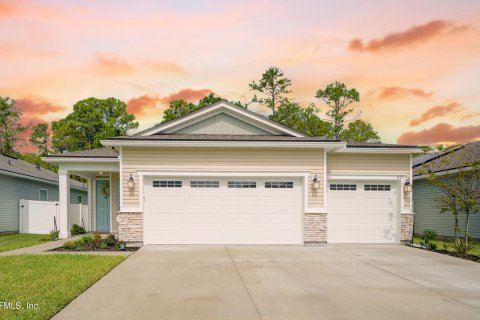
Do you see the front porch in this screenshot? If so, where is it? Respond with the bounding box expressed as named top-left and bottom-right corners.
top-left (44, 148), bottom-right (121, 239)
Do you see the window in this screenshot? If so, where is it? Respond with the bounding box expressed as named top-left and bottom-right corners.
top-left (228, 181), bottom-right (256, 188)
top-left (191, 181), bottom-right (219, 188)
top-left (77, 195), bottom-right (82, 204)
top-left (153, 181), bottom-right (182, 188)
top-left (330, 184), bottom-right (356, 191)
top-left (39, 189), bottom-right (48, 201)
top-left (365, 184), bottom-right (391, 191)
top-left (265, 181), bottom-right (293, 189)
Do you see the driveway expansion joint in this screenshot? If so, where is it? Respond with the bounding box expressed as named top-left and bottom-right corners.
top-left (225, 247), bottom-right (263, 320)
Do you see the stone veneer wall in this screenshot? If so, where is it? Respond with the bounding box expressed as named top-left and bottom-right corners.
top-left (304, 213), bottom-right (327, 244)
top-left (117, 212), bottom-right (143, 242)
top-left (401, 214), bottom-right (414, 242)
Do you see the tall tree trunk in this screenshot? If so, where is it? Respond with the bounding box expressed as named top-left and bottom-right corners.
top-left (464, 211), bottom-right (470, 252)
top-left (454, 215), bottom-right (459, 239)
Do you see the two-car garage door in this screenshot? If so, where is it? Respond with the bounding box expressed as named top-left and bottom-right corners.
top-left (144, 177), bottom-right (303, 244)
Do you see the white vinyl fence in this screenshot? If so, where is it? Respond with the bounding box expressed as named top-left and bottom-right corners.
top-left (19, 200), bottom-right (89, 234)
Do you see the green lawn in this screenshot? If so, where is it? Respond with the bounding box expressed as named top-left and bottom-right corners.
top-left (0, 233), bottom-right (51, 252)
top-left (413, 236), bottom-right (480, 257)
top-left (0, 254), bottom-right (125, 320)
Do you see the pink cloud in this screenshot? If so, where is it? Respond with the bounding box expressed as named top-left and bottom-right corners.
top-left (159, 89), bottom-right (213, 104)
top-left (397, 123), bottom-right (480, 145)
top-left (409, 102), bottom-right (462, 126)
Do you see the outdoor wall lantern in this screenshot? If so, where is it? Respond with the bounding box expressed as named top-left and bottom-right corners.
top-left (312, 175), bottom-right (320, 189)
top-left (127, 174), bottom-right (135, 189)
top-left (404, 180), bottom-right (412, 193)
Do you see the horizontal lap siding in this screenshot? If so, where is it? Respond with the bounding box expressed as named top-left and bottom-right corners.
top-left (122, 147), bottom-right (324, 209)
top-left (327, 153), bottom-right (410, 176)
top-left (413, 179), bottom-right (480, 239)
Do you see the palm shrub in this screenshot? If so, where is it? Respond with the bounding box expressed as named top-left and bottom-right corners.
top-left (422, 229), bottom-right (438, 250)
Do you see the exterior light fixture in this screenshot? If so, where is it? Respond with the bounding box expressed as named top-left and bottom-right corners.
top-left (127, 174), bottom-right (135, 188)
top-left (404, 181), bottom-right (412, 193)
top-left (312, 175), bottom-right (320, 189)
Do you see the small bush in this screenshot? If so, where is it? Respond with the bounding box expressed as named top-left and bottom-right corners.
top-left (49, 230), bottom-right (59, 240)
top-left (74, 239), bottom-right (85, 250)
top-left (107, 233), bottom-right (115, 241)
top-left (422, 229), bottom-right (438, 250)
top-left (63, 240), bottom-right (76, 250)
top-left (452, 237), bottom-right (475, 254)
top-left (100, 241), bottom-right (108, 249)
top-left (93, 234), bottom-right (102, 242)
top-left (81, 235), bottom-right (93, 244)
top-left (71, 224), bottom-right (86, 235)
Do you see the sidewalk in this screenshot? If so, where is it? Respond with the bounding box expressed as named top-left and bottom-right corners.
top-left (0, 235), bottom-right (132, 257)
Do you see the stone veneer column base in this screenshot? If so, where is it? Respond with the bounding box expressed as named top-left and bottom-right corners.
top-left (400, 213), bottom-right (414, 243)
top-left (304, 213), bottom-right (327, 244)
top-left (117, 212), bottom-right (143, 243)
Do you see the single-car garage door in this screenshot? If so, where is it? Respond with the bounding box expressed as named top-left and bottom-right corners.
top-left (328, 180), bottom-right (398, 243)
top-left (144, 177), bottom-right (303, 244)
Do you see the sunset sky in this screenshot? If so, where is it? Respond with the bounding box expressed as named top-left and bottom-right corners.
top-left (1, 0), bottom-right (479, 151)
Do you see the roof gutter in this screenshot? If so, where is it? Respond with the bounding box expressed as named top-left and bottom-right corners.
top-left (43, 157), bottom-right (119, 164)
top-left (100, 139), bottom-right (348, 149)
top-left (413, 166), bottom-right (474, 180)
top-left (334, 147), bottom-right (420, 154)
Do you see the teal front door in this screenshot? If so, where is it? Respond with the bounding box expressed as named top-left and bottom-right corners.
top-left (96, 180), bottom-right (110, 231)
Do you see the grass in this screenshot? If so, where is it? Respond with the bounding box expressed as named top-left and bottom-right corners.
top-left (413, 236), bottom-right (480, 257)
top-left (0, 233), bottom-right (51, 252)
top-left (0, 254), bottom-right (125, 320)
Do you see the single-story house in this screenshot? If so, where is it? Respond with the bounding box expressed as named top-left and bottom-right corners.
top-left (45, 101), bottom-right (418, 244)
top-left (413, 141), bottom-right (480, 239)
top-left (0, 154), bottom-right (88, 233)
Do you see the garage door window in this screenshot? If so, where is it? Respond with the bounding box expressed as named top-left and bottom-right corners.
top-left (191, 181), bottom-right (219, 188)
top-left (365, 184), bottom-right (391, 191)
top-left (265, 181), bottom-right (293, 188)
top-left (330, 184), bottom-right (356, 191)
top-left (153, 181), bottom-right (182, 188)
top-left (228, 181), bottom-right (256, 188)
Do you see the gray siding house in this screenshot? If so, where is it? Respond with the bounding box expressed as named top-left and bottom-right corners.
top-left (413, 142), bottom-right (480, 239)
top-left (0, 154), bottom-right (88, 233)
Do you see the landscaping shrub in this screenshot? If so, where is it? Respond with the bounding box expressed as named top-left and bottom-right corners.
top-left (452, 237), bottom-right (475, 254)
top-left (63, 240), bottom-right (76, 250)
top-left (106, 233), bottom-right (116, 246)
top-left (74, 238), bottom-right (85, 250)
top-left (422, 229), bottom-right (438, 250)
top-left (49, 230), bottom-right (59, 240)
top-left (93, 233), bottom-right (102, 242)
top-left (71, 224), bottom-right (86, 235)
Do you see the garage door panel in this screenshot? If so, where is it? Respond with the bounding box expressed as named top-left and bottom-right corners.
top-left (144, 176), bottom-right (303, 244)
top-left (328, 180), bottom-right (398, 244)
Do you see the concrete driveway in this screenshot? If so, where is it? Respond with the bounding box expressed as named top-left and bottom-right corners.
top-left (54, 245), bottom-right (480, 320)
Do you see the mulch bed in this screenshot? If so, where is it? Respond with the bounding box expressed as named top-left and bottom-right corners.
top-left (408, 245), bottom-right (479, 262)
top-left (49, 246), bottom-right (139, 252)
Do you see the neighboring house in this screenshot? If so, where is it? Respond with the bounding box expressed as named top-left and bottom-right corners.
top-left (0, 154), bottom-right (88, 233)
top-left (412, 141), bottom-right (480, 239)
top-left (45, 101), bottom-right (418, 244)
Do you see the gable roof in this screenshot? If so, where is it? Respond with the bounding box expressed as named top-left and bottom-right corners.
top-left (0, 154), bottom-right (86, 189)
top-left (135, 101), bottom-right (306, 137)
top-left (45, 147), bottom-right (119, 158)
top-left (413, 141), bottom-right (480, 176)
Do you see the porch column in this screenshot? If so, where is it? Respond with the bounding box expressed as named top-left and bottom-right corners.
top-left (86, 178), bottom-right (92, 232)
top-left (58, 169), bottom-right (70, 239)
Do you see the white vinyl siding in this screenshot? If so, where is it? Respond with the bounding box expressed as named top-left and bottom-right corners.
top-left (328, 153), bottom-right (410, 176)
top-left (122, 147), bottom-right (325, 209)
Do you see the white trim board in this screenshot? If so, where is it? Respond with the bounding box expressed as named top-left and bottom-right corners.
top-left (138, 102), bottom-right (306, 137)
top-left (333, 147), bottom-right (420, 154)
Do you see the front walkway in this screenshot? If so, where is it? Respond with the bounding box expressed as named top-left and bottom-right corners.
top-left (0, 235), bottom-right (132, 257)
top-left (53, 245), bottom-right (480, 320)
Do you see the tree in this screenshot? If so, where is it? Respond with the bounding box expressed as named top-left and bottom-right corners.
top-left (52, 97), bottom-right (138, 152)
top-left (249, 67), bottom-right (292, 116)
top-left (315, 82), bottom-right (360, 139)
top-left (0, 96), bottom-right (26, 155)
top-left (30, 123), bottom-right (50, 155)
top-left (271, 102), bottom-right (332, 137)
top-left (421, 147), bottom-right (480, 253)
top-left (339, 120), bottom-right (380, 143)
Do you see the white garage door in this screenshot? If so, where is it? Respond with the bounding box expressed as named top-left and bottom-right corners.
top-left (328, 180), bottom-right (398, 243)
top-left (144, 177), bottom-right (303, 244)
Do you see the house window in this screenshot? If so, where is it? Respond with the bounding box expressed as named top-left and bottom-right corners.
top-left (227, 181), bottom-right (256, 188)
top-left (39, 189), bottom-right (48, 201)
top-left (330, 184), bottom-right (356, 191)
top-left (265, 181), bottom-right (293, 189)
top-left (77, 195), bottom-right (82, 204)
top-left (191, 181), bottom-right (219, 188)
top-left (153, 181), bottom-right (182, 188)
top-left (365, 184), bottom-right (391, 191)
